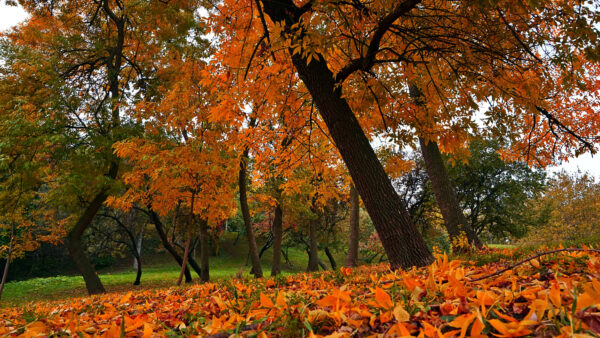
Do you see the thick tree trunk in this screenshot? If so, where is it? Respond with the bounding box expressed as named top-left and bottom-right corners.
top-left (418, 137), bottom-right (483, 249)
top-left (345, 183), bottom-right (360, 267)
top-left (67, 191), bottom-right (107, 295)
top-left (260, 1), bottom-right (433, 269)
top-left (270, 204), bottom-right (283, 276)
top-left (199, 219), bottom-right (210, 282)
top-left (239, 151), bottom-right (263, 278)
top-left (307, 217), bottom-right (320, 272)
top-left (324, 246), bottom-right (337, 270)
top-left (150, 211), bottom-right (193, 283)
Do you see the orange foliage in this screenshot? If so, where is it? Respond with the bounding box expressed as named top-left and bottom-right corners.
top-left (1, 249), bottom-right (599, 337)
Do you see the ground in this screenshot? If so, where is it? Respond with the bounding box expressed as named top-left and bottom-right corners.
top-left (0, 234), bottom-right (326, 305)
top-left (1, 246), bottom-right (599, 337)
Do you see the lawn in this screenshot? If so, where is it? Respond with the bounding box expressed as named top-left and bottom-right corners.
top-left (0, 234), bottom-right (327, 306)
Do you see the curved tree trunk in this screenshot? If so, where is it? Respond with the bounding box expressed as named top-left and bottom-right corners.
top-left (258, 233), bottom-right (273, 259)
top-left (259, 0), bottom-right (433, 269)
top-left (270, 204), bottom-right (283, 276)
top-left (0, 224), bottom-right (15, 300)
top-left (324, 247), bottom-right (337, 270)
top-left (239, 151), bottom-right (263, 278)
top-left (199, 219), bottom-right (210, 282)
top-left (418, 137), bottom-right (483, 249)
top-left (345, 183), bottom-right (360, 267)
top-left (150, 211), bottom-right (193, 283)
top-left (67, 191), bottom-right (108, 295)
top-left (307, 217), bottom-right (320, 272)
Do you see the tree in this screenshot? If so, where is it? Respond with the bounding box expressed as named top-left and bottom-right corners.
top-left (2, 0), bottom-right (203, 294)
top-left (238, 148), bottom-right (263, 278)
top-left (447, 139), bottom-right (546, 240)
top-left (521, 171), bottom-right (599, 246)
top-left (419, 137), bottom-right (483, 249)
top-left (345, 184), bottom-right (360, 267)
top-left (396, 139), bottom-right (546, 242)
top-left (110, 52), bottom-right (239, 283)
top-left (215, 0), bottom-right (600, 265)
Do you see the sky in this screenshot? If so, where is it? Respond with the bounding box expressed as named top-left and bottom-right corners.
top-left (1, 3), bottom-right (599, 178)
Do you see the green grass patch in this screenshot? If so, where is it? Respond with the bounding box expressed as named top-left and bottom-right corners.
top-left (1, 233), bottom-right (344, 306)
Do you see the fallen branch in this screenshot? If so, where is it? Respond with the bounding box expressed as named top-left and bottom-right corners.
top-left (204, 323), bottom-right (260, 338)
top-left (379, 248), bottom-right (600, 285)
top-left (467, 248), bottom-right (600, 282)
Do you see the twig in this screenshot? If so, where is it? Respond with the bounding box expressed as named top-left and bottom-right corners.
top-left (467, 248), bottom-right (600, 282)
top-left (379, 248), bottom-right (600, 285)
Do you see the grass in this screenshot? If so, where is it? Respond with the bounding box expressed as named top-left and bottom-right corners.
top-left (486, 243), bottom-right (516, 249)
top-left (0, 233), bottom-right (335, 306)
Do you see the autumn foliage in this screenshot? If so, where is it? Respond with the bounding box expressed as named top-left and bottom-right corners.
top-left (1, 248), bottom-right (599, 337)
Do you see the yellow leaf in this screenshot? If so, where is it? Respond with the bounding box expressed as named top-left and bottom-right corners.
top-left (393, 305), bottom-right (410, 322)
top-left (530, 258), bottom-right (541, 269)
top-left (276, 291), bottom-right (286, 307)
top-left (549, 282), bottom-right (561, 307)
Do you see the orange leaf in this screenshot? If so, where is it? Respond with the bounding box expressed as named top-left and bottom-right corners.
top-left (260, 292), bottom-right (274, 308)
top-left (374, 287), bottom-right (393, 309)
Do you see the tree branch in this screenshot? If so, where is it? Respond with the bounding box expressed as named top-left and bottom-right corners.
top-left (335, 0), bottom-right (421, 83)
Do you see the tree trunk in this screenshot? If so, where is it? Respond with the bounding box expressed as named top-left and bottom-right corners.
top-left (0, 224), bottom-right (15, 300)
top-left (239, 151), bottom-right (263, 278)
top-left (324, 246), bottom-right (337, 270)
top-left (133, 226), bottom-right (144, 270)
top-left (307, 217), bottom-right (319, 272)
top-left (177, 193), bottom-right (195, 286)
top-left (150, 210), bottom-right (193, 283)
top-left (199, 219), bottom-right (210, 282)
top-left (133, 255), bottom-right (142, 286)
top-left (270, 204), bottom-right (283, 276)
top-left (345, 183), bottom-right (360, 267)
top-left (67, 191), bottom-right (107, 295)
top-left (259, 1), bottom-right (433, 269)
top-left (418, 137), bottom-right (483, 249)
top-left (259, 233), bottom-right (273, 259)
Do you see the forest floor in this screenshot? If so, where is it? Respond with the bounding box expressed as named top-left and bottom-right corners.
top-left (1, 244), bottom-right (599, 337)
top-left (0, 234), bottom-right (328, 306)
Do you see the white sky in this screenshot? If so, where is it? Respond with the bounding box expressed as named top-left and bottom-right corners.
top-left (1, 3), bottom-right (599, 178)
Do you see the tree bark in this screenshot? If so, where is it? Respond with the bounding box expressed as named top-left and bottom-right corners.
top-left (418, 137), bottom-right (483, 249)
top-left (258, 233), bottom-right (273, 259)
top-left (133, 255), bottom-right (142, 286)
top-left (259, 0), bottom-right (433, 269)
top-left (270, 203), bottom-right (283, 276)
top-left (67, 191), bottom-right (107, 295)
top-left (0, 224), bottom-right (15, 300)
top-left (177, 193), bottom-right (194, 286)
top-left (133, 226), bottom-right (144, 271)
top-left (199, 218), bottom-right (210, 282)
top-left (239, 151), bottom-right (263, 278)
top-left (345, 183), bottom-right (360, 267)
top-left (307, 217), bottom-right (320, 272)
top-left (324, 246), bottom-right (337, 270)
top-left (150, 210), bottom-right (192, 283)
